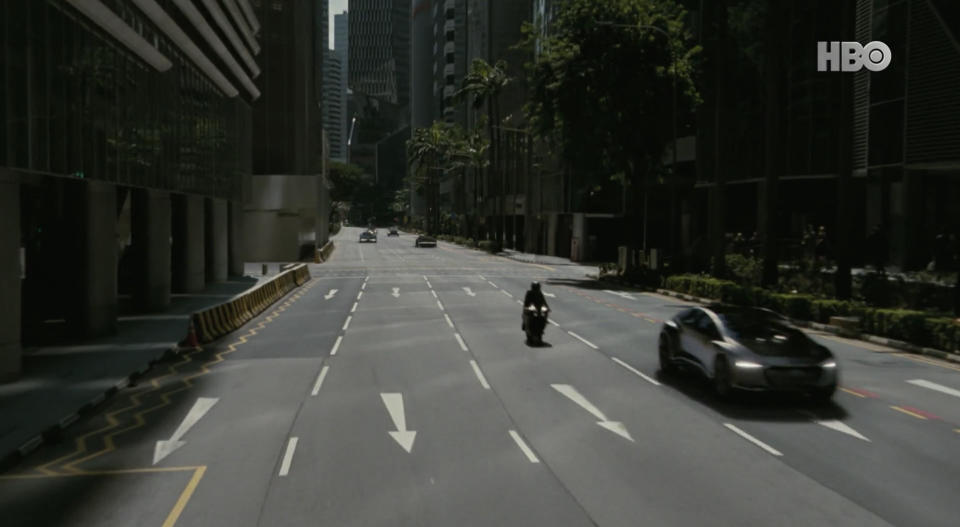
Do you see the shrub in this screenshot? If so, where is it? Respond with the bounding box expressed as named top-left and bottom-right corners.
top-left (859, 308), bottom-right (929, 344)
top-left (477, 240), bottom-right (502, 253)
top-left (925, 318), bottom-right (960, 352)
top-left (725, 254), bottom-right (763, 287)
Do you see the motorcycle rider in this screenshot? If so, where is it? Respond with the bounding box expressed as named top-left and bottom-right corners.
top-left (522, 281), bottom-right (549, 330)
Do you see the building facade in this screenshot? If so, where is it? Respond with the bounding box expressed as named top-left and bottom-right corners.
top-left (324, 51), bottom-right (346, 162)
top-left (1, 0), bottom-right (262, 381)
top-left (349, 0), bottom-right (410, 108)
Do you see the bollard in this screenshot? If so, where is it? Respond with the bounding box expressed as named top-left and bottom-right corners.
top-left (262, 263), bottom-right (267, 276)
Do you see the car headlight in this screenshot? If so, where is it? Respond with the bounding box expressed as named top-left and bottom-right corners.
top-left (820, 360), bottom-right (837, 368)
top-left (734, 360), bottom-right (764, 369)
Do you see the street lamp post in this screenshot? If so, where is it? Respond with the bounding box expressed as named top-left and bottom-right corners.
top-left (596, 21), bottom-right (678, 257)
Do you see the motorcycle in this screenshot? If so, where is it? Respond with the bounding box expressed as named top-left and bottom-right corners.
top-left (523, 304), bottom-right (550, 345)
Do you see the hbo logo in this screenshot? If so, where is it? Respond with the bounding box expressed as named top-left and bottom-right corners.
top-left (817, 41), bottom-right (892, 72)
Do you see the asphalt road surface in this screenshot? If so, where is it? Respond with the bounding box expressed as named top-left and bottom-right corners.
top-left (3, 226), bottom-right (959, 526)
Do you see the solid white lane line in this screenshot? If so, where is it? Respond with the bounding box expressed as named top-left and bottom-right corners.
top-left (351, 302), bottom-right (358, 313)
top-left (444, 314), bottom-right (454, 328)
top-left (907, 379), bottom-right (960, 399)
top-left (508, 430), bottom-right (540, 463)
top-left (724, 424), bottom-right (783, 456)
top-left (502, 290), bottom-right (514, 298)
top-left (548, 319), bottom-right (560, 327)
top-left (567, 331), bottom-right (599, 350)
top-left (437, 300), bottom-right (445, 311)
top-left (469, 360), bottom-right (490, 389)
top-left (431, 290), bottom-right (438, 298)
top-left (455, 333), bottom-right (469, 352)
top-left (330, 336), bottom-right (343, 356)
top-left (611, 357), bottom-right (661, 386)
top-left (488, 281), bottom-right (499, 288)
top-left (278, 437), bottom-right (299, 476)
top-left (311, 366), bottom-right (330, 395)
top-left (342, 316), bottom-right (352, 331)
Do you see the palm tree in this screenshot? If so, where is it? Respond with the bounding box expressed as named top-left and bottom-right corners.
top-left (457, 59), bottom-right (511, 246)
top-left (408, 122), bottom-right (456, 235)
top-left (449, 130), bottom-right (490, 238)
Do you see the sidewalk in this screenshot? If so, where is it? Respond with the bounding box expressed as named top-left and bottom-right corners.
top-left (0, 277), bottom-right (259, 470)
top-left (498, 248), bottom-right (601, 273)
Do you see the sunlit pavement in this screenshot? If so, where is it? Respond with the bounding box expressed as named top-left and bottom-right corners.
top-left (3, 226), bottom-right (959, 526)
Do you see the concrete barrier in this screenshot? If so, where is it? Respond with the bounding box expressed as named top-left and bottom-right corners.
top-left (190, 263), bottom-right (311, 343)
top-left (315, 240), bottom-right (336, 263)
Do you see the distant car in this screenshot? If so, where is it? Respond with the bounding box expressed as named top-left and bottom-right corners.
top-left (388, 226), bottom-right (399, 236)
top-left (415, 234), bottom-right (436, 248)
top-left (359, 230), bottom-right (377, 243)
top-left (659, 305), bottom-right (837, 401)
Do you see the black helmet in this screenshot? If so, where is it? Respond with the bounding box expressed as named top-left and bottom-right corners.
top-left (531, 281), bottom-right (541, 291)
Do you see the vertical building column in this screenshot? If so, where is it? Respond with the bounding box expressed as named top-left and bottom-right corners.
top-left (0, 180), bottom-right (21, 381)
top-left (205, 198), bottom-right (228, 283)
top-left (227, 201), bottom-right (244, 277)
top-left (82, 181), bottom-right (117, 337)
top-left (132, 189), bottom-right (171, 311)
top-left (172, 194), bottom-right (206, 293)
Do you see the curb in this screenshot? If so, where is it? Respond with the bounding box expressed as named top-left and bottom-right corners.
top-left (0, 343), bottom-right (182, 473)
top-left (644, 286), bottom-right (960, 365)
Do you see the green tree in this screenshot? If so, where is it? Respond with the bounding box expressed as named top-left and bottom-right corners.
top-left (407, 122), bottom-right (458, 235)
top-left (327, 161), bottom-right (374, 222)
top-left (457, 59), bottom-right (511, 245)
top-left (524, 0), bottom-right (700, 249)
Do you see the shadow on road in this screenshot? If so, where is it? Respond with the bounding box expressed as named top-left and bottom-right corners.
top-left (654, 367), bottom-right (850, 423)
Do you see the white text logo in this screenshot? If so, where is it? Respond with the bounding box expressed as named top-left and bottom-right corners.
top-left (817, 41), bottom-right (892, 72)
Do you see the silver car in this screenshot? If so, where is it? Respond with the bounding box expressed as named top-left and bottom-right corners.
top-left (659, 305), bottom-right (838, 401)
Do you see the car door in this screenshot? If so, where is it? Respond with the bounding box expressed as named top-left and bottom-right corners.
top-left (693, 313), bottom-right (723, 374)
top-left (677, 309), bottom-right (705, 366)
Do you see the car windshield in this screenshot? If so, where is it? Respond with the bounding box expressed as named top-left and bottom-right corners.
top-left (717, 310), bottom-right (792, 339)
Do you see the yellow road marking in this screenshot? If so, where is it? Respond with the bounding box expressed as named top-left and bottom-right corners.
top-left (840, 387), bottom-right (867, 398)
top-left (890, 406), bottom-right (928, 420)
top-left (162, 466), bottom-right (206, 527)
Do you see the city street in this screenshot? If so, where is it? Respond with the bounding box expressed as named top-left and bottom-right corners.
top-left (2, 226), bottom-right (959, 526)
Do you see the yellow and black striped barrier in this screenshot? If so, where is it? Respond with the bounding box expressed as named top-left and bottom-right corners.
top-left (190, 263), bottom-right (312, 344)
top-left (315, 240), bottom-right (336, 263)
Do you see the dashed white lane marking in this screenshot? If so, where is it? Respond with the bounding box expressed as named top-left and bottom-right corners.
top-left (477, 275), bottom-right (486, 281)
top-left (567, 331), bottom-right (599, 350)
top-left (543, 292), bottom-right (556, 298)
top-left (488, 281), bottom-right (499, 288)
top-left (444, 314), bottom-right (454, 328)
top-left (455, 333), bottom-right (469, 352)
top-left (502, 290), bottom-right (514, 298)
top-left (342, 316), bottom-right (352, 331)
top-left (311, 366), bottom-right (330, 396)
top-left (724, 424), bottom-right (783, 456)
top-left (330, 336), bottom-right (343, 356)
top-left (907, 379), bottom-right (960, 399)
top-left (364, 276), bottom-right (370, 283)
top-left (351, 302), bottom-right (358, 313)
top-left (548, 319), bottom-right (560, 327)
top-left (611, 357), bottom-right (661, 386)
top-left (437, 300), bottom-right (445, 311)
top-left (357, 291), bottom-right (363, 300)
top-left (361, 282), bottom-right (366, 290)
top-left (508, 430), bottom-right (540, 463)
top-left (278, 437), bottom-right (299, 476)
top-left (431, 290), bottom-right (438, 298)
top-left (469, 360), bottom-right (490, 389)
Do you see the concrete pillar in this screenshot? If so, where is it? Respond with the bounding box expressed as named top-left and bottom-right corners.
top-left (132, 189), bottom-right (171, 311)
top-left (205, 198), bottom-right (228, 283)
top-left (172, 194), bottom-right (206, 293)
top-left (0, 180), bottom-right (21, 381)
top-left (82, 181), bottom-right (117, 337)
top-left (227, 201), bottom-right (244, 277)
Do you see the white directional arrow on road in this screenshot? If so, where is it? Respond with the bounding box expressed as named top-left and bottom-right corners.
top-left (381, 393), bottom-right (417, 453)
top-left (551, 384), bottom-right (634, 442)
top-left (603, 289), bottom-right (635, 301)
top-left (799, 411), bottom-right (870, 442)
top-left (153, 397), bottom-right (219, 464)
top-left (391, 287), bottom-right (400, 298)
top-left (462, 287), bottom-right (476, 297)
top-left (324, 289), bottom-right (338, 300)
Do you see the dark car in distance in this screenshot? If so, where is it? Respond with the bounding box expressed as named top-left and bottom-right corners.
top-left (359, 230), bottom-right (377, 243)
top-left (659, 305), bottom-right (838, 401)
top-left (415, 235), bottom-right (436, 248)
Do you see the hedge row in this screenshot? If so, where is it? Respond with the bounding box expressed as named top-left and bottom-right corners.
top-left (663, 274), bottom-right (959, 353)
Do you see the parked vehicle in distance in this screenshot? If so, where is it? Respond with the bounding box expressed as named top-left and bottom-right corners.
top-left (658, 305), bottom-right (838, 401)
top-left (415, 235), bottom-right (436, 248)
top-left (388, 226), bottom-right (399, 236)
top-left (359, 230), bottom-right (377, 243)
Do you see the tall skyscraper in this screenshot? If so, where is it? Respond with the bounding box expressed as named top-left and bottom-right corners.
top-left (349, 0), bottom-right (411, 107)
top-left (324, 51), bottom-right (346, 162)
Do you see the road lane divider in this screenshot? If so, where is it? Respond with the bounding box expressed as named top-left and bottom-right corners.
top-left (502, 290), bottom-right (514, 298)
top-left (444, 314), bottom-right (454, 328)
top-left (311, 366), bottom-right (330, 396)
top-left (342, 316), bottom-right (352, 331)
top-left (455, 333), bottom-right (469, 352)
top-left (431, 290), bottom-right (438, 298)
top-left (508, 430), bottom-right (540, 463)
top-left (907, 379), bottom-right (960, 399)
top-left (469, 360), bottom-right (490, 389)
top-left (548, 319), bottom-right (560, 327)
top-left (190, 264), bottom-right (311, 344)
top-left (278, 437), bottom-right (299, 477)
top-left (611, 357), bottom-right (661, 386)
top-left (488, 281), bottom-right (499, 288)
top-left (330, 336), bottom-right (343, 356)
top-left (890, 405), bottom-right (939, 420)
top-left (840, 387), bottom-right (877, 398)
top-left (567, 331), bottom-right (599, 350)
top-left (723, 424), bottom-right (783, 456)
top-left (351, 302), bottom-right (358, 313)
top-left (437, 300), bottom-right (445, 311)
